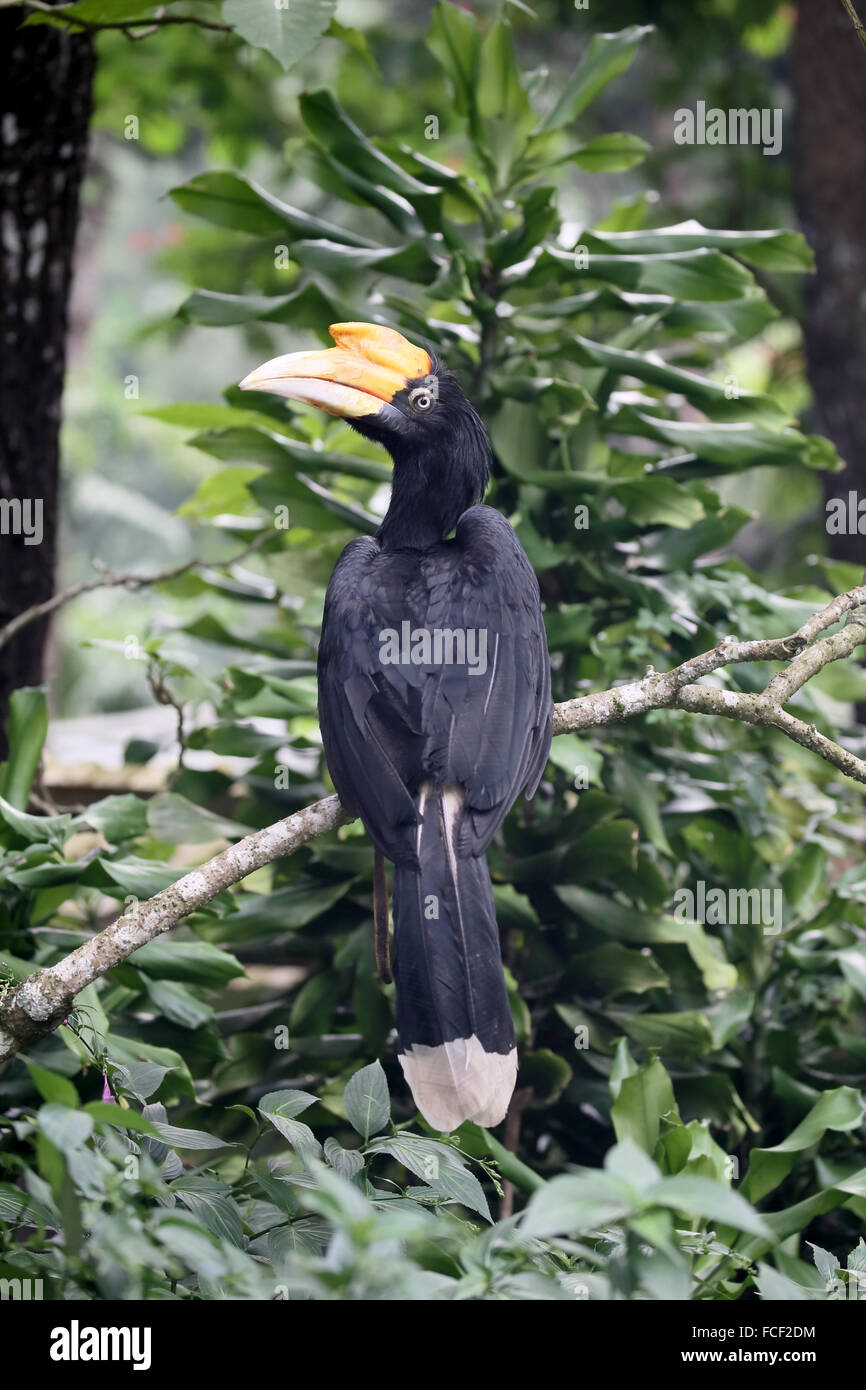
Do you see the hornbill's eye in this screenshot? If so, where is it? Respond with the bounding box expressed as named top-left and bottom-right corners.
top-left (409, 385), bottom-right (435, 413)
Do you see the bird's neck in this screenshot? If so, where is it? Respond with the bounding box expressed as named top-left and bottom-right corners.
top-left (377, 474), bottom-right (456, 550)
top-left (377, 426), bottom-right (491, 552)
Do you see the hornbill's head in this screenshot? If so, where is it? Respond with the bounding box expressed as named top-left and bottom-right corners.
top-left (240, 322), bottom-right (491, 545)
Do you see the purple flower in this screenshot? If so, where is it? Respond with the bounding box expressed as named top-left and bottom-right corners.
top-left (101, 1073), bottom-right (115, 1103)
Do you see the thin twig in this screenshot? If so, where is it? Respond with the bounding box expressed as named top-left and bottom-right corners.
top-left (0, 0), bottom-right (232, 33)
top-left (841, 0), bottom-right (866, 53)
top-left (0, 533), bottom-right (268, 654)
top-left (373, 847), bottom-right (392, 984)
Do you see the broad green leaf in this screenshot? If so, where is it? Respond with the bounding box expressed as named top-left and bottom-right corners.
top-left (144, 979), bottom-right (214, 1030)
top-left (133, 940), bottom-right (244, 987)
top-left (344, 1060), bottom-right (390, 1140)
top-left (221, 0), bottom-right (336, 73)
top-left (426, 1), bottom-right (481, 117)
top-left (259, 1089), bottom-right (322, 1161)
top-left (300, 91), bottom-right (440, 201)
top-left (583, 220), bottom-right (813, 272)
top-left (557, 886), bottom-right (737, 992)
top-left (170, 171), bottom-right (371, 244)
top-left (146, 792), bottom-right (248, 845)
top-left (521, 1171), bottom-right (636, 1236)
top-left (544, 244), bottom-right (754, 302)
top-left (84, 794), bottom-right (148, 842)
top-left (741, 1087), bottom-right (866, 1203)
top-left (176, 282), bottom-right (347, 330)
top-left (611, 1055), bottom-right (677, 1153)
top-left (538, 26), bottom-right (653, 131)
top-left (366, 1134), bottom-right (491, 1221)
top-left (0, 797), bottom-right (73, 846)
top-left (1, 687), bottom-right (48, 809)
top-left (26, 1063), bottom-right (79, 1109)
top-left (648, 1175), bottom-right (771, 1238)
top-left (570, 132), bottom-right (650, 173)
top-left (151, 1122), bottom-right (235, 1151)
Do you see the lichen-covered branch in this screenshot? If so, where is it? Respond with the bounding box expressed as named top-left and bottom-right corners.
top-left (2, 583), bottom-right (865, 1062)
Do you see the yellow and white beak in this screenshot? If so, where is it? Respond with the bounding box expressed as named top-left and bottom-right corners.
top-left (238, 321), bottom-right (432, 420)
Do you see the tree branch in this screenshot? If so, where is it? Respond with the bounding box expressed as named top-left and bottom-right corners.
top-left (0, 0), bottom-right (233, 35)
top-left (0, 534), bottom-right (267, 654)
top-left (1, 583), bottom-right (865, 1063)
top-left (841, 0), bottom-right (866, 54)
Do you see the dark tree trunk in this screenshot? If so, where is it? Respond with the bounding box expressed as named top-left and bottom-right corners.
top-left (793, 1), bottom-right (866, 566)
top-left (0, 11), bottom-right (94, 748)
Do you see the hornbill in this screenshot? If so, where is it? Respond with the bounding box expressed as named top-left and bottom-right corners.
top-left (240, 323), bottom-right (552, 1132)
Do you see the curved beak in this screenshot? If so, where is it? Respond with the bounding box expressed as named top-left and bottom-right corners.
top-left (238, 321), bottom-right (432, 420)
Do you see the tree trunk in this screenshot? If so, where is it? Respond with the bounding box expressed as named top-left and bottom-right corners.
top-left (793, 1), bottom-right (866, 566)
top-left (0, 10), bottom-right (95, 749)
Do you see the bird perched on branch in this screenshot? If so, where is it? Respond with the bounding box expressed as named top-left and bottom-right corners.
top-left (241, 323), bottom-right (551, 1132)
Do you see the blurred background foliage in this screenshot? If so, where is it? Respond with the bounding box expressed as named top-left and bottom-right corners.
top-left (2, 1), bottom-right (866, 1300)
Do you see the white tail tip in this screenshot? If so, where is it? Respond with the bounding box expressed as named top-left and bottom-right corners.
top-left (399, 1035), bottom-right (518, 1132)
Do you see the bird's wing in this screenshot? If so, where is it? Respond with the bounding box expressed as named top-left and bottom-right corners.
top-left (317, 536), bottom-right (427, 861)
top-left (317, 511), bottom-right (551, 860)
top-left (419, 505), bottom-right (552, 854)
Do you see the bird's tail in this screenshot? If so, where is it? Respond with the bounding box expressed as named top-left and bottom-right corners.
top-left (392, 784), bottom-right (517, 1132)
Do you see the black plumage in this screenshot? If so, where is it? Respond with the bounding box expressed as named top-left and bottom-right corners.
top-left (241, 325), bottom-right (552, 1130)
top-left (317, 365), bottom-right (551, 1129)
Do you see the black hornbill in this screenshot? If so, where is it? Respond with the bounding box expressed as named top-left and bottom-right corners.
top-left (240, 323), bottom-right (552, 1131)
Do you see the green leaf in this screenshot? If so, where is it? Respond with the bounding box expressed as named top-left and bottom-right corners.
top-left (300, 91), bottom-right (440, 202)
top-left (569, 132), bottom-right (650, 173)
top-left (521, 1171), bottom-right (636, 1236)
top-left (0, 796), bottom-right (73, 846)
top-left (133, 940), bottom-right (244, 987)
top-left (324, 1136), bottom-right (365, 1179)
top-left (0, 687), bottom-right (48, 809)
top-left (83, 1103), bottom-right (162, 1136)
top-left (557, 886), bottom-right (737, 992)
top-left (544, 244), bottom-right (754, 302)
top-left (173, 1177), bottom-right (245, 1248)
top-left (37, 1104), bottom-right (94, 1151)
top-left (150, 1122), bottom-right (234, 1151)
top-left (477, 18), bottom-right (534, 177)
top-left (176, 282), bottom-right (346, 330)
top-left (24, 0), bottom-right (161, 22)
top-left (648, 1175), bottom-right (771, 1238)
top-left (613, 478), bottom-right (705, 530)
top-left (144, 979), bottom-right (214, 1030)
top-left (611, 1054), bottom-right (677, 1152)
top-left (170, 171), bottom-right (371, 244)
top-left (91, 856), bottom-right (186, 898)
top-left (742, 1087), bottom-right (866, 1203)
top-left (84, 794), bottom-right (148, 842)
top-left (344, 1060), bottom-right (391, 1140)
top-left (538, 25), bottom-right (654, 131)
top-left (365, 1133), bottom-right (491, 1221)
top-left (427, 1), bottom-right (481, 118)
top-left (547, 732), bottom-right (604, 785)
top-left (26, 1063), bottom-right (79, 1108)
top-left (606, 1008), bottom-right (716, 1057)
top-left (584, 220), bottom-right (813, 272)
top-left (259, 1089), bottom-right (322, 1161)
top-left (631, 412), bottom-right (811, 467)
top-left (564, 334), bottom-right (786, 421)
top-left (221, 0), bottom-right (336, 73)
top-left (146, 792), bottom-right (248, 845)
